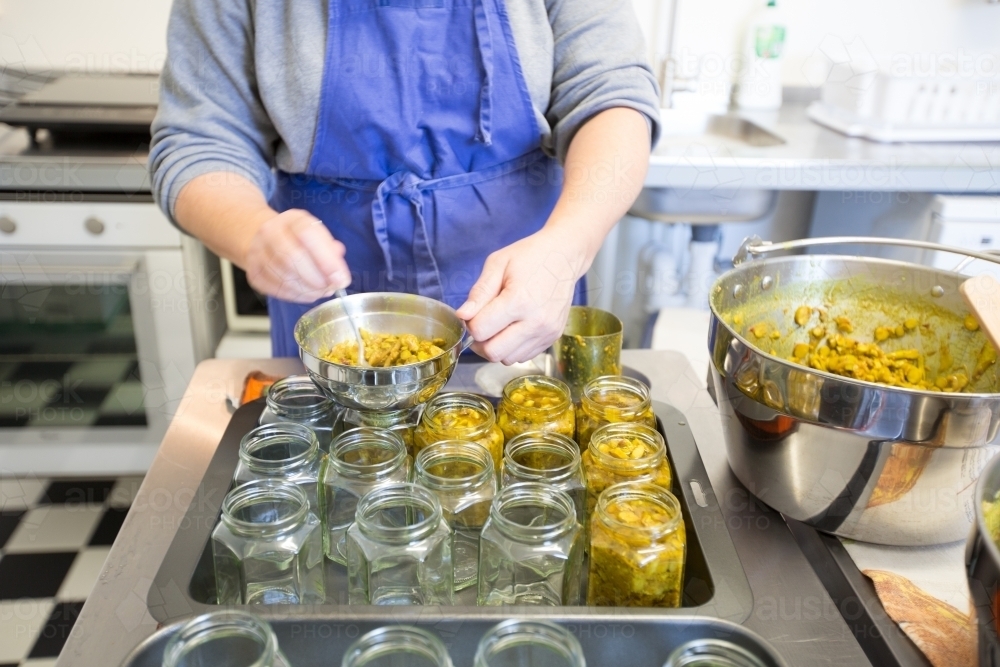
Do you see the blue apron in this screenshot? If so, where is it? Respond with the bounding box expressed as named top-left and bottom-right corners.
top-left (268, 0), bottom-right (583, 357)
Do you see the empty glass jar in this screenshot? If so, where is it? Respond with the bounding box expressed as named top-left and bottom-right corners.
top-left (497, 375), bottom-right (575, 442)
top-left (588, 482), bottom-right (686, 607)
top-left (582, 423), bottom-right (672, 515)
top-left (212, 480), bottom-right (325, 605)
top-left (664, 639), bottom-right (767, 667)
top-left (320, 427), bottom-right (410, 564)
top-left (413, 392), bottom-right (505, 469)
top-left (162, 611), bottom-right (291, 667)
top-left (345, 482), bottom-right (453, 605)
top-left (501, 431), bottom-right (586, 523)
top-left (575, 375), bottom-right (655, 451)
top-left (478, 482), bottom-right (583, 606)
top-left (259, 375), bottom-right (337, 452)
top-left (342, 626), bottom-right (453, 667)
top-left (413, 440), bottom-right (497, 591)
top-left (340, 406), bottom-right (422, 456)
top-left (233, 423), bottom-right (323, 510)
top-left (474, 620), bottom-right (586, 667)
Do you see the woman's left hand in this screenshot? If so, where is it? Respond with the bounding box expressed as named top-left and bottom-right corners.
top-left (456, 224), bottom-right (591, 364)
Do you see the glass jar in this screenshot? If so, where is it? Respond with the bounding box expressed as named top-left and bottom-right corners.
top-left (501, 431), bottom-right (586, 524)
top-left (664, 639), bottom-right (768, 667)
top-left (413, 440), bottom-right (497, 591)
top-left (342, 626), bottom-right (453, 667)
top-left (497, 375), bottom-right (575, 442)
top-left (474, 620), bottom-right (585, 667)
top-left (340, 406), bottom-right (422, 456)
top-left (320, 427), bottom-right (410, 564)
top-left (233, 423), bottom-right (323, 511)
top-left (588, 482), bottom-right (686, 607)
top-left (582, 422), bottom-right (672, 516)
top-left (345, 482), bottom-right (453, 605)
top-left (575, 375), bottom-right (655, 451)
top-left (212, 480), bottom-right (325, 605)
top-left (163, 611), bottom-right (291, 667)
top-left (413, 392), bottom-right (505, 469)
top-left (477, 482), bottom-right (583, 606)
top-left (259, 375), bottom-right (337, 452)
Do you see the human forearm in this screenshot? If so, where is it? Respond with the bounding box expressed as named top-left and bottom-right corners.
top-left (175, 173), bottom-right (350, 302)
top-left (543, 106), bottom-right (651, 273)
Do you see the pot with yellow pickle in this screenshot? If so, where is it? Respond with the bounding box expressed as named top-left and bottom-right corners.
top-left (295, 293), bottom-right (473, 412)
top-left (710, 236), bottom-right (1000, 546)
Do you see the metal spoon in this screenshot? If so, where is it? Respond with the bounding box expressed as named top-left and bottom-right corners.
top-left (336, 288), bottom-right (365, 366)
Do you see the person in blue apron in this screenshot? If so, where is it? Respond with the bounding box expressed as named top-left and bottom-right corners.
top-left (150, 0), bottom-right (660, 363)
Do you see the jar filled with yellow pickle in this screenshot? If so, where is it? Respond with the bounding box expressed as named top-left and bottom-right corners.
top-left (582, 423), bottom-right (672, 515)
top-left (588, 482), bottom-right (686, 607)
top-left (413, 393), bottom-right (504, 469)
top-left (497, 375), bottom-right (575, 442)
top-left (575, 375), bottom-right (655, 451)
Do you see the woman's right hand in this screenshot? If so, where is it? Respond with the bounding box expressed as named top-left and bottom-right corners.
top-left (242, 209), bottom-right (351, 303)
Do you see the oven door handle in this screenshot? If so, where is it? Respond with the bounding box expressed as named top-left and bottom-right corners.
top-left (0, 258), bottom-right (140, 282)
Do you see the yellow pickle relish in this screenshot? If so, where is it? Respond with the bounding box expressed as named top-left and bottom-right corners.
top-left (576, 375), bottom-right (655, 451)
top-left (497, 375), bottom-right (575, 442)
top-left (588, 482), bottom-right (686, 607)
top-left (582, 422), bottom-right (672, 516)
top-left (413, 392), bottom-right (504, 469)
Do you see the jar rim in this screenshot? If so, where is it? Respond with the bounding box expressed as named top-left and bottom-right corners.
top-left (356, 482), bottom-right (444, 544)
top-left (588, 423), bottom-right (666, 471)
top-left (421, 392), bottom-right (497, 435)
top-left (489, 482), bottom-right (578, 541)
top-left (343, 405), bottom-right (422, 427)
top-left (665, 638), bottom-right (768, 667)
top-left (221, 480), bottom-right (310, 537)
top-left (328, 427), bottom-right (408, 478)
top-left (163, 611), bottom-right (279, 667)
top-left (581, 375), bottom-right (651, 411)
top-left (343, 625), bottom-right (452, 667)
top-left (503, 431), bottom-right (581, 482)
top-left (501, 375), bottom-right (571, 412)
top-left (595, 481), bottom-right (682, 537)
top-left (414, 440), bottom-right (495, 491)
top-left (239, 423), bottom-right (319, 473)
top-left (474, 620), bottom-right (585, 667)
top-left (266, 375), bottom-right (332, 417)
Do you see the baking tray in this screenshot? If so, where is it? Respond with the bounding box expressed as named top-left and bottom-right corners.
top-left (122, 615), bottom-right (783, 667)
top-left (148, 397), bottom-right (754, 626)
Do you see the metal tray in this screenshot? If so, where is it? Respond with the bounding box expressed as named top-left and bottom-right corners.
top-left (148, 398), bottom-right (753, 624)
top-left (122, 615), bottom-right (783, 667)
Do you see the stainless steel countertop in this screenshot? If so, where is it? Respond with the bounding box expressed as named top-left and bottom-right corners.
top-left (58, 351), bottom-right (872, 667)
top-left (645, 103), bottom-right (999, 193)
top-left (0, 98), bottom-right (996, 195)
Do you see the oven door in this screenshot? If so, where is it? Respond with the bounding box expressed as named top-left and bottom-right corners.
top-left (0, 249), bottom-right (193, 469)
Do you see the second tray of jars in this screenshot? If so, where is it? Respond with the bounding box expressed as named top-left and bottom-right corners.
top-left (151, 395), bottom-right (753, 624)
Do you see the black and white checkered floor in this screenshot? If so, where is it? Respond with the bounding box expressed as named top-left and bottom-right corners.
top-left (0, 476), bottom-right (143, 666)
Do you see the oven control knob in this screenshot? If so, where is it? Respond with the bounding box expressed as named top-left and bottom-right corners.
top-left (84, 217), bottom-right (105, 235)
top-left (0, 216), bottom-right (15, 234)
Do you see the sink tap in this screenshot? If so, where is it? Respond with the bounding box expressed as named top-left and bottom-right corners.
top-left (656, 0), bottom-right (699, 108)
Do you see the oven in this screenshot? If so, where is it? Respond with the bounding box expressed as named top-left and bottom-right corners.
top-left (0, 195), bottom-right (224, 473)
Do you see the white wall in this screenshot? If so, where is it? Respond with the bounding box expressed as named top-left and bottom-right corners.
top-left (0, 0), bottom-right (171, 73)
top-left (636, 0), bottom-right (1000, 89)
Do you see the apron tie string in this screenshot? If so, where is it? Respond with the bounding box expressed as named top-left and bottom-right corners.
top-left (473, 0), bottom-right (494, 146)
top-left (371, 171), bottom-right (444, 299)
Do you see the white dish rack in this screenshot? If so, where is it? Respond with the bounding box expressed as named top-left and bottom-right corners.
top-left (808, 70), bottom-right (1000, 142)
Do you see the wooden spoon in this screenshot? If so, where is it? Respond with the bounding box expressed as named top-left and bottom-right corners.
top-left (959, 273), bottom-right (1000, 351)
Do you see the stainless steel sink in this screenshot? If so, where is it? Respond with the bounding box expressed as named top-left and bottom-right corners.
top-left (634, 111), bottom-right (784, 223)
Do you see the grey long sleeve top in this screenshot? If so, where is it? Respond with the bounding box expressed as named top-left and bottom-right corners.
top-left (149, 0), bottom-right (661, 223)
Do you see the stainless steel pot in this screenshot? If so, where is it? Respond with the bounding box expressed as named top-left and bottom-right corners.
top-left (295, 292), bottom-right (473, 411)
top-left (709, 237), bottom-right (1000, 546)
top-left (968, 451), bottom-right (1000, 667)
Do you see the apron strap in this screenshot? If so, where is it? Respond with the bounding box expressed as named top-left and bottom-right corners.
top-left (371, 171), bottom-right (406, 281)
top-left (474, 0), bottom-right (494, 146)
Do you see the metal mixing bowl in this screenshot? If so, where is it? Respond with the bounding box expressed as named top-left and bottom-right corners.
top-left (295, 293), bottom-right (472, 412)
top-left (710, 238), bottom-right (1000, 546)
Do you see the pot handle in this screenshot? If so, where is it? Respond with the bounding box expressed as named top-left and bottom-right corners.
top-left (459, 328), bottom-right (476, 353)
top-left (734, 235), bottom-right (1000, 268)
